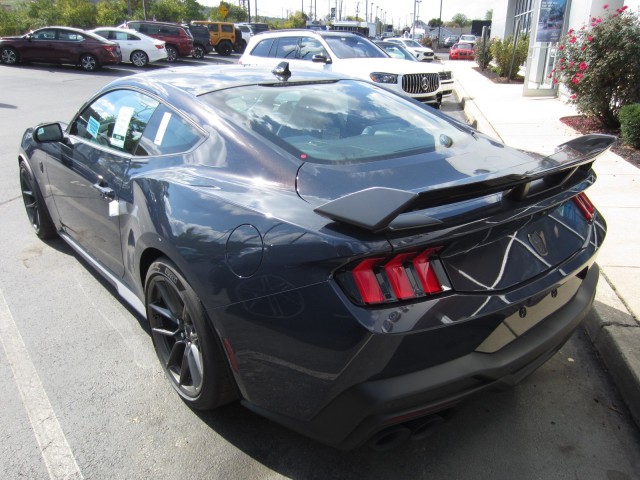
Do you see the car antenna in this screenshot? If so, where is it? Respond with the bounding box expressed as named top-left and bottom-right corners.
top-left (272, 61), bottom-right (291, 81)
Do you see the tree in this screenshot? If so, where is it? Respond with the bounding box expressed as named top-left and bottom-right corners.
top-left (485, 9), bottom-right (493, 21)
top-left (58, 0), bottom-right (97, 28)
top-left (96, 0), bottom-right (128, 26)
top-left (149, 0), bottom-right (184, 22)
top-left (552, 5), bottom-right (640, 127)
top-left (449, 13), bottom-right (470, 28)
top-left (428, 18), bottom-right (443, 27)
top-left (208, 2), bottom-right (247, 22)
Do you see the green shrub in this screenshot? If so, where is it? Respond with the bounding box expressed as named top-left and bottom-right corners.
top-left (619, 104), bottom-right (640, 148)
top-left (552, 5), bottom-right (640, 128)
top-left (475, 38), bottom-right (493, 70)
top-left (490, 35), bottom-right (528, 78)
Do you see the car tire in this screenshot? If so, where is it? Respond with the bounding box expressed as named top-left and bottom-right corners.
top-left (216, 41), bottom-right (233, 56)
top-left (233, 39), bottom-right (247, 54)
top-left (145, 258), bottom-right (237, 410)
top-left (19, 160), bottom-right (57, 239)
top-left (1, 46), bottom-right (19, 65)
top-left (80, 54), bottom-right (98, 71)
top-left (165, 45), bottom-right (178, 63)
top-left (192, 45), bottom-right (205, 59)
top-left (131, 50), bottom-right (149, 67)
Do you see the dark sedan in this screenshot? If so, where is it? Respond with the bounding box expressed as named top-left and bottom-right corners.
top-left (0, 26), bottom-right (122, 71)
top-left (18, 63), bottom-right (614, 450)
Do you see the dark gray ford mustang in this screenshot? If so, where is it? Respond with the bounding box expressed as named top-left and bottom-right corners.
top-left (18, 63), bottom-right (614, 450)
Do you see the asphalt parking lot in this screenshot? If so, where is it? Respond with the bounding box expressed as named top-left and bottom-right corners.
top-left (1, 55), bottom-right (639, 479)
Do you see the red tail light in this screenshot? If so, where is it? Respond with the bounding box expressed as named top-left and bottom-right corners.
top-left (104, 45), bottom-right (117, 53)
top-left (156, 44), bottom-right (165, 50)
top-left (339, 247), bottom-right (448, 305)
top-left (573, 192), bottom-right (595, 221)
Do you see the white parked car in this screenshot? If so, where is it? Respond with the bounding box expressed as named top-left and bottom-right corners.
top-left (458, 34), bottom-right (476, 44)
top-left (90, 27), bottom-right (167, 67)
top-left (239, 30), bottom-right (453, 108)
top-left (385, 37), bottom-right (435, 62)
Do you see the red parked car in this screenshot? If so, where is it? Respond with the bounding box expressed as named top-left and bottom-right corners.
top-left (0, 26), bottom-right (121, 71)
top-left (122, 21), bottom-right (193, 62)
top-left (449, 42), bottom-right (475, 60)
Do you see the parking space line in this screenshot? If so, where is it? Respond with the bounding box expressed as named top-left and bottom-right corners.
top-left (0, 289), bottom-right (83, 480)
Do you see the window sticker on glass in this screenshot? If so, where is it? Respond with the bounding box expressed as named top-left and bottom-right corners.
top-left (111, 106), bottom-right (135, 149)
top-left (87, 116), bottom-right (100, 139)
top-left (154, 112), bottom-right (172, 145)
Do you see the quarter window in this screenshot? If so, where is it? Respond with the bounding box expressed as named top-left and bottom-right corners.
top-left (135, 105), bottom-right (202, 156)
top-left (250, 38), bottom-right (274, 57)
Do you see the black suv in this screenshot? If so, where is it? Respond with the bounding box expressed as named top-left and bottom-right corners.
top-left (182, 24), bottom-right (213, 59)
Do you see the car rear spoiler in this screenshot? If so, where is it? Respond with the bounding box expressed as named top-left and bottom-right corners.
top-left (314, 134), bottom-right (615, 233)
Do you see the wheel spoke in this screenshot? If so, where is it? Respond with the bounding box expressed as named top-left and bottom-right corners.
top-left (166, 339), bottom-right (186, 370)
top-left (180, 343), bottom-right (203, 388)
top-left (156, 282), bottom-right (182, 316)
top-left (151, 325), bottom-right (180, 338)
top-left (149, 302), bottom-right (178, 323)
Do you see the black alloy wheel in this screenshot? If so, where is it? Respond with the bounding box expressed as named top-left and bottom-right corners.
top-left (145, 258), bottom-right (236, 410)
top-left (165, 45), bottom-right (178, 62)
top-left (217, 41), bottom-right (232, 56)
top-left (131, 50), bottom-right (149, 67)
top-left (80, 54), bottom-right (98, 71)
top-left (1, 47), bottom-right (18, 64)
top-left (192, 45), bottom-right (205, 59)
top-left (19, 161), bottom-right (56, 239)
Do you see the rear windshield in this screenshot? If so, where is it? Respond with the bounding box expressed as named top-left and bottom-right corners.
top-left (200, 80), bottom-right (469, 164)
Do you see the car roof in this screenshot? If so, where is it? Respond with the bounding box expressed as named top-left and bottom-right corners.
top-left (104, 64), bottom-right (352, 97)
top-left (253, 29), bottom-right (362, 38)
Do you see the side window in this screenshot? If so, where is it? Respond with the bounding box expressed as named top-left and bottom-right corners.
top-left (221, 25), bottom-right (233, 33)
top-left (135, 105), bottom-right (202, 156)
top-left (273, 37), bottom-right (299, 59)
top-left (32, 29), bottom-right (57, 41)
top-left (160, 26), bottom-right (178, 35)
top-left (208, 24), bottom-right (219, 32)
top-left (298, 37), bottom-right (327, 60)
top-left (250, 38), bottom-right (274, 57)
top-left (94, 31), bottom-right (109, 40)
top-left (71, 90), bottom-right (159, 155)
top-left (58, 31), bottom-right (83, 42)
top-left (127, 33), bottom-right (140, 41)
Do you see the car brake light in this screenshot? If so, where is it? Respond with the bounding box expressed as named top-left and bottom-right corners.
top-left (573, 192), bottom-right (595, 221)
top-left (156, 44), bottom-right (165, 49)
top-left (344, 247), bottom-right (446, 305)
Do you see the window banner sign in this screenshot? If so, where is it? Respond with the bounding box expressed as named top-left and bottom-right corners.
top-left (536, 0), bottom-right (567, 43)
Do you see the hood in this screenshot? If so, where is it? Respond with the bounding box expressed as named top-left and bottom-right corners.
top-left (335, 56), bottom-right (446, 75)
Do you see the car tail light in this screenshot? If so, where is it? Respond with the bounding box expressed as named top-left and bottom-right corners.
top-left (339, 247), bottom-right (449, 305)
top-left (573, 192), bottom-right (595, 221)
top-left (156, 44), bottom-right (165, 50)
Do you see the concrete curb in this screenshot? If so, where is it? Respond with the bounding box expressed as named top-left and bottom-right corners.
top-left (584, 275), bottom-right (640, 428)
top-left (454, 84), bottom-right (640, 430)
top-left (454, 84), bottom-right (503, 143)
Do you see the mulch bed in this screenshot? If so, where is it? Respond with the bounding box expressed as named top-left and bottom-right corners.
top-left (473, 66), bottom-right (524, 84)
top-left (559, 116), bottom-right (640, 169)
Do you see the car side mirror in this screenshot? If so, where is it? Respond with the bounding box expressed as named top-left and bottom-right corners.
top-left (312, 54), bottom-right (331, 64)
top-left (33, 123), bottom-right (64, 143)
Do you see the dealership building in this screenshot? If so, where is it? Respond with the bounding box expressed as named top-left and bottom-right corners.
top-left (489, 0), bottom-right (639, 96)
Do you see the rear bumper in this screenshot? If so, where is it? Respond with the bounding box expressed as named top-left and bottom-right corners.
top-left (243, 263), bottom-right (600, 450)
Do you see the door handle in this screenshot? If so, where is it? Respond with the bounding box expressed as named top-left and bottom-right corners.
top-left (92, 181), bottom-right (115, 201)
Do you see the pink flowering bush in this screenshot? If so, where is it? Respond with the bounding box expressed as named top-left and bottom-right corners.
top-left (552, 5), bottom-right (640, 127)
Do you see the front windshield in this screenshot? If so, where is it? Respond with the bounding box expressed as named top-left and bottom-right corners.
top-left (201, 79), bottom-right (469, 164)
top-left (323, 35), bottom-right (387, 59)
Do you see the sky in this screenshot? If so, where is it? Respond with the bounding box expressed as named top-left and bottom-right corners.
top-left (199, 0), bottom-right (496, 27)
